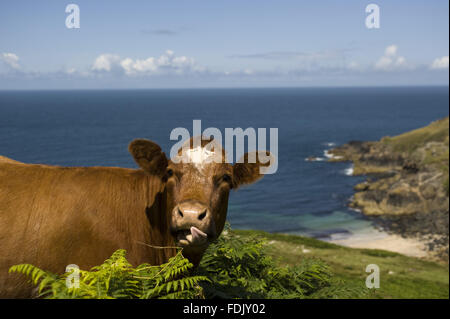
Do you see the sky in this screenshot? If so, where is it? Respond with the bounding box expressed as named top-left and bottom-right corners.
top-left (0, 0), bottom-right (448, 89)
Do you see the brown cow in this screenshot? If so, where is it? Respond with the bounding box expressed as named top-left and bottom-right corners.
top-left (0, 137), bottom-right (272, 298)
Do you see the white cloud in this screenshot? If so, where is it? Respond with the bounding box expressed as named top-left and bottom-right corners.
top-left (121, 57), bottom-right (157, 74)
top-left (91, 54), bottom-right (120, 72)
top-left (430, 56), bottom-right (449, 70)
top-left (1, 53), bottom-right (20, 69)
top-left (384, 45), bottom-right (398, 57)
top-left (374, 45), bottom-right (408, 71)
top-left (92, 50), bottom-right (203, 76)
top-left (1, 47), bottom-right (448, 88)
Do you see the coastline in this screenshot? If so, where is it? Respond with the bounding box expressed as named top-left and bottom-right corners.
top-left (325, 117), bottom-right (449, 262)
top-left (328, 228), bottom-right (429, 259)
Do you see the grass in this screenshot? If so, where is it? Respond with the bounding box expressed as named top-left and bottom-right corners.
top-left (422, 149), bottom-right (449, 167)
top-left (382, 117), bottom-right (449, 154)
top-left (234, 229), bottom-right (449, 299)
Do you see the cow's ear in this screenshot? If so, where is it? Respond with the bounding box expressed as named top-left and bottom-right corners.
top-left (129, 139), bottom-right (168, 177)
top-left (232, 151), bottom-right (273, 189)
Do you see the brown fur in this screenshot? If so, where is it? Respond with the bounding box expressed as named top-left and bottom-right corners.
top-left (0, 161), bottom-right (174, 298)
top-left (0, 138), bottom-right (270, 298)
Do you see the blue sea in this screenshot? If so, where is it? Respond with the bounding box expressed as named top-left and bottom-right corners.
top-left (0, 87), bottom-right (448, 241)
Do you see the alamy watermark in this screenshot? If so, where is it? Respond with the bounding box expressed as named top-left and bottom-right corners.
top-left (66, 4), bottom-right (380, 30)
top-left (365, 4), bottom-right (380, 29)
top-left (65, 4), bottom-right (80, 29)
top-left (65, 264), bottom-right (80, 289)
top-left (365, 264), bottom-right (380, 288)
top-left (169, 120), bottom-right (278, 174)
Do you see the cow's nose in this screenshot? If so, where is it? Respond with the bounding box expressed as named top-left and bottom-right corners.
top-left (177, 208), bottom-right (207, 221)
top-left (176, 201), bottom-right (210, 222)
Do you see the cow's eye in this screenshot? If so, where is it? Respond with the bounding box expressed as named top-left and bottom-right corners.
top-left (166, 169), bottom-right (174, 177)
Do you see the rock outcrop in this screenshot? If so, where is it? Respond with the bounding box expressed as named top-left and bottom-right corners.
top-left (329, 117), bottom-right (449, 261)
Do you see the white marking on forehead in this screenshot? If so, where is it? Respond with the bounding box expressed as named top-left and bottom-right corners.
top-left (174, 146), bottom-right (223, 174)
top-left (186, 146), bottom-right (215, 163)
top-left (171, 138), bottom-right (227, 172)
top-left (183, 146), bottom-right (217, 170)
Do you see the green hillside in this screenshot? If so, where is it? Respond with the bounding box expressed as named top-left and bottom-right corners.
top-left (236, 230), bottom-right (449, 299)
top-left (382, 117), bottom-right (449, 154)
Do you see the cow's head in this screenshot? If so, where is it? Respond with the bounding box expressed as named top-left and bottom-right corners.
top-left (129, 137), bottom-right (272, 264)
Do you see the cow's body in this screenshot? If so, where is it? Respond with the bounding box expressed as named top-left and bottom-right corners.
top-left (0, 137), bottom-right (272, 298)
top-left (0, 160), bottom-right (175, 298)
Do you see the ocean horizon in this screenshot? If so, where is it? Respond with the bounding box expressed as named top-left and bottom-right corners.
top-left (1, 84), bottom-right (448, 92)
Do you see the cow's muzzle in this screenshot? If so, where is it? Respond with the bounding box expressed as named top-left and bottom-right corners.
top-left (171, 200), bottom-right (216, 247)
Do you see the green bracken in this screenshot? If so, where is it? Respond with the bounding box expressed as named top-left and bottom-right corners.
top-left (9, 224), bottom-right (368, 299)
top-left (196, 225), bottom-right (366, 299)
top-left (9, 249), bottom-right (208, 299)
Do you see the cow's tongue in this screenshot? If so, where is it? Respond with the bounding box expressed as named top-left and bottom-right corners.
top-left (191, 226), bottom-right (207, 239)
top-left (188, 226), bottom-right (208, 245)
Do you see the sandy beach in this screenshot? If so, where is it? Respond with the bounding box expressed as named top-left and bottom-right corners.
top-left (330, 229), bottom-right (429, 258)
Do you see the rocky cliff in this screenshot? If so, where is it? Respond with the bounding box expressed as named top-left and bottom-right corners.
top-left (329, 117), bottom-right (449, 260)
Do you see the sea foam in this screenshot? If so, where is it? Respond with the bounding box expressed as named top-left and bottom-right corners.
top-left (344, 165), bottom-right (354, 176)
top-left (323, 149), bottom-right (343, 160)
